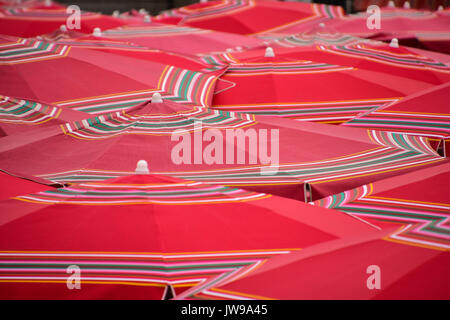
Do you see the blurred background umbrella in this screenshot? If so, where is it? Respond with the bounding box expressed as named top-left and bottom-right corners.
top-left (343, 83), bottom-right (450, 156)
top-left (0, 97), bottom-right (444, 202)
top-left (0, 35), bottom-right (225, 114)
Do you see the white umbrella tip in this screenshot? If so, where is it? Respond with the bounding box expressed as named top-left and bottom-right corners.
top-left (264, 47), bottom-right (275, 58)
top-left (60, 24), bottom-right (67, 32)
top-left (135, 160), bottom-right (150, 175)
top-left (388, 1), bottom-right (395, 7)
top-left (44, 0), bottom-right (52, 6)
top-left (151, 92), bottom-right (163, 103)
top-left (403, 1), bottom-right (410, 9)
top-left (438, 5), bottom-right (443, 11)
top-left (200, 0), bottom-right (208, 3)
top-left (139, 8), bottom-right (148, 14)
top-left (144, 15), bottom-right (152, 23)
top-left (389, 38), bottom-right (399, 48)
top-left (93, 27), bottom-right (102, 37)
top-left (112, 10), bottom-right (120, 17)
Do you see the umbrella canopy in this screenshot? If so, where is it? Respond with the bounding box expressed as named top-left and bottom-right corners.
top-left (204, 45), bottom-right (448, 123)
top-left (0, 95), bottom-right (87, 137)
top-left (196, 219), bottom-right (449, 300)
top-left (0, 35), bottom-right (225, 114)
top-left (0, 173), bottom-right (377, 299)
top-left (0, 6), bottom-right (129, 38)
top-left (320, 5), bottom-right (450, 54)
top-left (155, 0), bottom-right (344, 36)
top-left (83, 23), bottom-right (265, 56)
top-left (313, 161), bottom-right (450, 251)
top-left (0, 98), bottom-right (444, 201)
top-left (191, 163), bottom-right (450, 300)
top-left (343, 83), bottom-right (450, 156)
top-left (0, 169), bottom-right (58, 200)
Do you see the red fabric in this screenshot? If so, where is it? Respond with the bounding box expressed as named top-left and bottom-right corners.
top-left (0, 174), bottom-right (376, 299)
top-left (0, 9), bottom-right (129, 38)
top-left (79, 23), bottom-right (265, 56)
top-left (0, 170), bottom-right (55, 200)
top-left (0, 99), bottom-right (444, 201)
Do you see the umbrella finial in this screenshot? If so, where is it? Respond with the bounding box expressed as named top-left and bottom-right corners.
top-left (389, 38), bottom-right (399, 48)
top-left (438, 5), bottom-right (443, 11)
top-left (403, 1), bottom-right (410, 9)
top-left (44, 0), bottom-right (52, 6)
top-left (112, 10), bottom-right (120, 18)
top-left (264, 47), bottom-right (275, 58)
top-left (139, 8), bottom-right (148, 14)
top-left (200, 0), bottom-right (208, 3)
top-left (151, 92), bottom-right (163, 103)
top-left (93, 27), bottom-right (102, 37)
top-left (388, 1), bottom-right (395, 7)
top-left (60, 24), bottom-right (67, 32)
top-left (144, 15), bottom-right (152, 23)
top-left (135, 160), bottom-right (150, 175)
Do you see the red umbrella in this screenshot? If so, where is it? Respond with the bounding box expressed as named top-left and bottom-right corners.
top-left (0, 98), bottom-right (444, 202)
top-left (205, 45), bottom-right (447, 123)
top-left (0, 169), bottom-right (59, 200)
top-left (313, 161), bottom-right (450, 251)
top-left (0, 172), bottom-right (377, 299)
top-left (195, 222), bottom-right (449, 300)
top-left (343, 83), bottom-right (450, 156)
top-left (0, 35), bottom-right (225, 114)
top-left (155, 0), bottom-right (344, 36)
top-left (320, 5), bottom-right (450, 54)
top-left (0, 6), bottom-right (129, 38)
top-left (83, 23), bottom-right (265, 56)
top-left (0, 0), bottom-right (65, 10)
top-left (191, 163), bottom-right (450, 300)
top-left (0, 95), bottom-right (87, 137)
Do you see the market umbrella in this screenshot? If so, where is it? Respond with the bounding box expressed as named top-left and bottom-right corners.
top-left (313, 161), bottom-right (450, 251)
top-left (37, 36), bottom-right (216, 72)
top-left (0, 169), bottom-right (59, 200)
top-left (0, 35), bottom-right (225, 114)
top-left (0, 97), bottom-right (444, 202)
top-left (205, 45), bottom-right (447, 123)
top-left (318, 4), bottom-right (450, 54)
top-left (343, 83), bottom-right (450, 156)
top-left (191, 162), bottom-right (450, 300)
top-left (0, 171), bottom-right (378, 299)
top-left (155, 0), bottom-right (344, 36)
top-left (0, 0), bottom-right (65, 10)
top-left (0, 95), bottom-right (87, 137)
top-left (0, 6), bottom-right (129, 38)
top-left (83, 23), bottom-right (265, 56)
top-left (195, 217), bottom-right (448, 299)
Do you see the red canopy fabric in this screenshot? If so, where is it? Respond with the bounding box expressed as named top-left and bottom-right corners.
top-left (320, 5), bottom-right (450, 54)
top-left (197, 224), bottom-right (449, 299)
top-left (155, 0), bottom-right (344, 36)
top-left (0, 169), bottom-right (57, 200)
top-left (82, 23), bottom-right (265, 56)
top-left (0, 6), bottom-right (129, 38)
top-left (314, 161), bottom-right (450, 250)
top-left (0, 95), bottom-right (87, 137)
top-left (204, 45), bottom-right (449, 123)
top-left (192, 163), bottom-right (450, 300)
top-left (0, 99), bottom-right (444, 202)
top-left (0, 35), bottom-right (225, 114)
top-left (343, 83), bottom-right (450, 155)
top-left (0, 173), bottom-right (377, 299)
